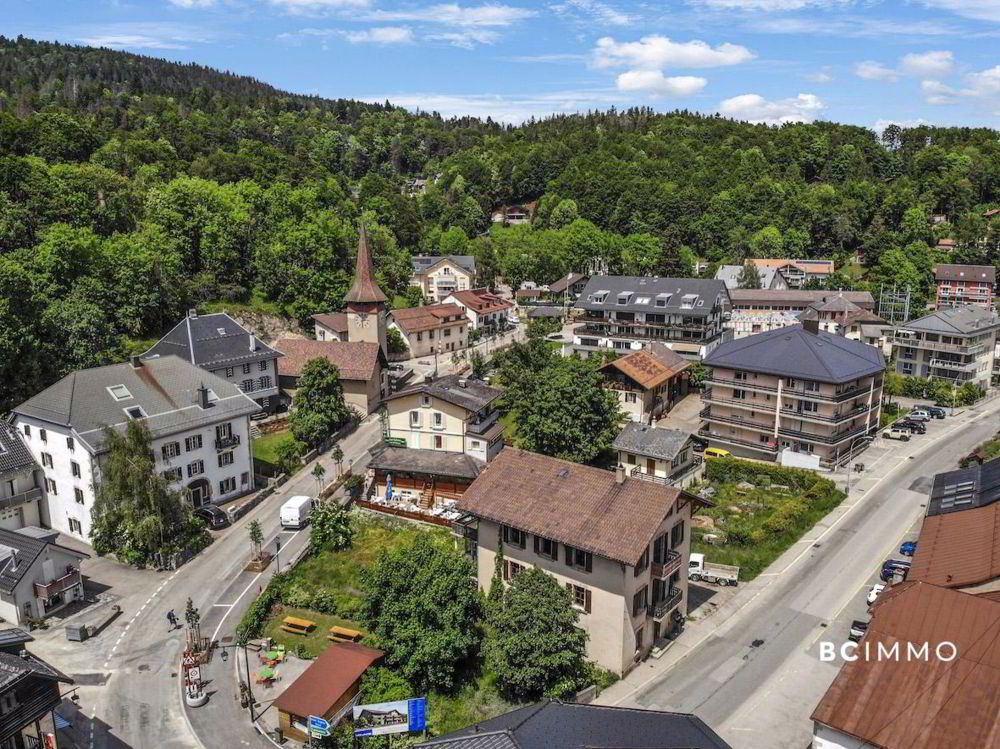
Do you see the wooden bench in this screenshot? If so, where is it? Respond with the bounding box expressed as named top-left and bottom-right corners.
top-left (280, 616), bottom-right (316, 635)
top-left (327, 626), bottom-right (363, 643)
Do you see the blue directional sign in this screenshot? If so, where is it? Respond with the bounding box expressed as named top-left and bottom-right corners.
top-left (309, 715), bottom-right (330, 731)
top-left (407, 697), bottom-right (427, 731)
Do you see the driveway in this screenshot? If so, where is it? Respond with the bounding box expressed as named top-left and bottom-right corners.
top-left (655, 392), bottom-right (704, 433)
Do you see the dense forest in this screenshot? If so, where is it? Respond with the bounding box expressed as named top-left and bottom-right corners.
top-left (1, 35), bottom-right (1000, 409)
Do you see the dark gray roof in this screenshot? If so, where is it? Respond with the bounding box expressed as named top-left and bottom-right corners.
top-left (0, 423), bottom-right (37, 480)
top-left (526, 306), bottom-right (564, 319)
top-left (0, 630), bottom-right (32, 650)
top-left (143, 313), bottom-right (281, 370)
top-left (419, 700), bottom-right (731, 749)
top-left (386, 375), bottom-right (500, 414)
top-left (0, 633), bottom-right (72, 690)
top-left (0, 528), bottom-right (88, 595)
top-left (548, 273), bottom-right (588, 294)
top-left (928, 458), bottom-right (1000, 517)
top-left (412, 255), bottom-right (477, 275)
top-left (934, 264), bottom-right (996, 283)
top-left (368, 446), bottom-right (484, 480)
top-left (705, 324), bottom-right (885, 383)
top-left (13, 356), bottom-right (260, 453)
top-left (900, 305), bottom-right (1000, 336)
top-left (613, 424), bottom-right (692, 462)
top-left (575, 276), bottom-right (729, 318)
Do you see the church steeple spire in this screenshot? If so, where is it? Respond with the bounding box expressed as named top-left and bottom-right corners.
top-left (344, 225), bottom-right (388, 306)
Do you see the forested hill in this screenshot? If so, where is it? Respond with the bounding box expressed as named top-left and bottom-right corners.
top-left (1, 36), bottom-right (999, 412)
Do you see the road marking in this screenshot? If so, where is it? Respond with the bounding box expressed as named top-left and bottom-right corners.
top-left (212, 603), bottom-right (233, 608)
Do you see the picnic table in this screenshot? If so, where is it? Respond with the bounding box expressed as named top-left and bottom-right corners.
top-left (261, 649), bottom-right (285, 663)
top-left (281, 616), bottom-right (316, 634)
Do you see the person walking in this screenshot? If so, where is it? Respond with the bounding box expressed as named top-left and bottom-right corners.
top-left (167, 609), bottom-right (177, 631)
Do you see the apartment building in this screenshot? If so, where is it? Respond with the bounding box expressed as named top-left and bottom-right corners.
top-left (389, 303), bottom-right (468, 359)
top-left (571, 277), bottom-right (731, 360)
top-left (11, 356), bottom-right (259, 541)
top-left (455, 448), bottom-right (708, 675)
top-left (892, 305), bottom-right (999, 389)
top-left (724, 309), bottom-right (800, 339)
top-left (701, 321), bottom-right (884, 468)
top-left (442, 288), bottom-right (513, 332)
top-left (728, 289), bottom-right (874, 314)
top-left (143, 311), bottom-right (282, 414)
top-left (411, 256), bottom-right (477, 303)
top-left (0, 423), bottom-right (43, 531)
top-left (933, 263), bottom-right (995, 309)
top-left (751, 259), bottom-right (834, 289)
top-left (599, 342), bottom-right (689, 423)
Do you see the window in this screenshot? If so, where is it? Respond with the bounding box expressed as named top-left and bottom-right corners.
top-left (107, 384), bottom-right (132, 401)
top-left (225, 367), bottom-right (234, 378)
top-left (241, 472), bottom-right (250, 486)
top-left (565, 583), bottom-right (592, 613)
top-left (259, 361), bottom-right (268, 372)
top-left (258, 376), bottom-right (272, 390)
top-left (733, 389), bottom-right (747, 400)
top-left (242, 379), bottom-right (255, 392)
top-left (624, 392), bottom-right (637, 404)
top-left (502, 525), bottom-right (526, 548)
top-left (218, 451), bottom-right (234, 467)
top-left (784, 377), bottom-right (797, 388)
top-left (71, 461), bottom-right (81, 478)
top-left (41, 452), bottom-right (53, 469)
top-left (670, 521), bottom-right (685, 549)
top-left (444, 328), bottom-right (451, 337)
top-left (242, 363), bottom-right (252, 375)
top-left (39, 429), bottom-right (46, 443)
top-left (219, 477), bottom-right (236, 494)
top-left (22, 425), bottom-right (29, 438)
top-left (185, 435), bottom-right (203, 452)
top-left (503, 559), bottom-right (527, 581)
top-left (216, 423), bottom-right (233, 441)
top-left (632, 585), bottom-right (648, 617)
top-left (421, 395), bottom-right (431, 407)
top-left (433, 412), bottom-right (443, 427)
top-left (634, 548), bottom-right (649, 576)
top-left (564, 545), bottom-right (593, 572)
top-left (409, 411), bottom-right (421, 427)
top-left (429, 330), bottom-right (435, 340)
top-left (163, 467), bottom-right (182, 482)
top-left (261, 398), bottom-right (270, 409)
top-left (624, 453), bottom-right (635, 465)
top-left (66, 437), bottom-right (74, 451)
top-left (416, 332), bottom-right (423, 342)
top-left (187, 460), bottom-right (205, 478)
top-left (45, 478), bottom-right (57, 495)
top-left (69, 518), bottom-right (82, 535)
top-left (533, 536), bottom-right (558, 560)
top-left (802, 401), bottom-right (818, 413)
top-left (74, 488), bottom-right (85, 505)
top-left (162, 442), bottom-right (181, 460)
top-left (734, 371), bottom-right (748, 381)
top-left (469, 439), bottom-right (481, 449)
top-left (124, 406), bottom-right (146, 420)
top-left (434, 435), bottom-right (443, 449)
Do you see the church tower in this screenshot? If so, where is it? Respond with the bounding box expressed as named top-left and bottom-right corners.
top-left (345, 225), bottom-right (388, 357)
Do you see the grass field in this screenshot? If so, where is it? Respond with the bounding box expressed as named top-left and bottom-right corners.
top-left (262, 607), bottom-right (364, 658)
top-left (251, 429), bottom-right (295, 464)
top-left (429, 672), bottom-right (514, 735)
top-left (201, 289), bottom-right (283, 318)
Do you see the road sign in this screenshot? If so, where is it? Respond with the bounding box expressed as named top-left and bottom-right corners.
top-left (310, 728), bottom-right (330, 738)
top-left (308, 716), bottom-right (330, 731)
top-left (353, 697), bottom-right (427, 737)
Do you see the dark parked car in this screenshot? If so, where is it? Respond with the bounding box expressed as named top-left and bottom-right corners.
top-left (880, 559), bottom-right (911, 582)
top-left (926, 406), bottom-right (946, 419)
top-left (895, 418), bottom-right (926, 434)
top-left (194, 505), bottom-right (230, 529)
top-left (900, 541), bottom-right (917, 556)
top-left (848, 620), bottom-right (869, 643)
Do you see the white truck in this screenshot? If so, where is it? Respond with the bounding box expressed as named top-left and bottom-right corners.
top-left (280, 495), bottom-right (316, 529)
top-left (688, 553), bottom-right (740, 586)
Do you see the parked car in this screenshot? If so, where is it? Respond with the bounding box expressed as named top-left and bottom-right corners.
top-left (691, 437), bottom-right (709, 454)
top-left (895, 418), bottom-right (926, 434)
top-left (880, 559), bottom-right (911, 582)
top-left (280, 495), bottom-right (316, 529)
top-left (926, 406), bottom-right (946, 419)
top-left (899, 541), bottom-right (917, 556)
top-left (909, 409), bottom-right (931, 422)
top-left (849, 620), bottom-right (869, 643)
top-left (866, 583), bottom-right (885, 605)
top-left (704, 447), bottom-right (731, 459)
top-left (882, 427), bottom-right (911, 441)
top-left (194, 505), bottom-right (230, 529)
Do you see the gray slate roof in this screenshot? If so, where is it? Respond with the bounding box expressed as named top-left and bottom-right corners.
top-left (368, 446), bottom-right (484, 480)
top-left (928, 459), bottom-right (1000, 517)
top-left (548, 273), bottom-right (588, 294)
top-left (714, 265), bottom-right (781, 290)
top-left (900, 305), bottom-right (1000, 336)
top-left (526, 306), bottom-right (564, 319)
top-left (613, 424), bottom-right (692, 462)
top-left (412, 255), bottom-right (477, 275)
top-left (705, 324), bottom-right (885, 384)
top-left (0, 528), bottom-right (88, 595)
top-left (575, 276), bottom-right (729, 318)
top-left (386, 375), bottom-right (500, 414)
top-left (143, 313), bottom-right (281, 370)
top-left (419, 700), bottom-right (732, 749)
top-left (0, 423), bottom-right (37, 480)
top-left (13, 356), bottom-right (260, 454)
top-left (0, 629), bottom-right (72, 689)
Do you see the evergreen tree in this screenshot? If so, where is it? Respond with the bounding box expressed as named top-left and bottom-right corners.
top-left (737, 261), bottom-right (763, 289)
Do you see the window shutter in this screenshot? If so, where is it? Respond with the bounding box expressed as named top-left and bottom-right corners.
top-left (550, 542), bottom-right (559, 561)
top-left (565, 545), bottom-right (573, 566)
top-left (585, 552), bottom-right (593, 573)
top-left (502, 560), bottom-right (510, 582)
top-left (584, 589), bottom-right (592, 614)
top-left (565, 583), bottom-right (572, 594)
top-left (533, 536), bottom-right (540, 554)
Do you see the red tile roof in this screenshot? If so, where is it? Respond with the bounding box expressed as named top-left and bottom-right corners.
top-left (344, 226), bottom-right (388, 305)
top-left (811, 582), bottom-right (1000, 749)
top-left (601, 342), bottom-right (690, 390)
top-left (447, 288), bottom-right (513, 314)
top-left (908, 503), bottom-right (1000, 589)
top-left (391, 304), bottom-right (466, 334)
top-left (275, 338), bottom-right (382, 381)
top-left (311, 312), bottom-right (349, 334)
top-left (273, 642), bottom-right (383, 719)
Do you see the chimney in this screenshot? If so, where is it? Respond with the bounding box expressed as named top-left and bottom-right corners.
top-left (130, 355), bottom-right (143, 369)
top-left (458, 378), bottom-right (468, 388)
top-left (249, 333), bottom-right (255, 352)
top-left (615, 464), bottom-right (626, 484)
top-left (9, 550), bottom-right (17, 572)
top-left (803, 319), bottom-right (820, 335)
top-left (197, 384), bottom-right (210, 409)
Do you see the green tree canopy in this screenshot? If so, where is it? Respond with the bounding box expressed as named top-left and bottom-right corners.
top-left (289, 358), bottom-right (350, 447)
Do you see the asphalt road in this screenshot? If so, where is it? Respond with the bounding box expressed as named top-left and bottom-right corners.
top-left (614, 400), bottom-right (1000, 749)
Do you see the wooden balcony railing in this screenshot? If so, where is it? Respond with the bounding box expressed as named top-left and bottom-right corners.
top-left (652, 587), bottom-right (683, 619)
top-left (651, 550), bottom-right (682, 579)
top-left (34, 568), bottom-right (81, 600)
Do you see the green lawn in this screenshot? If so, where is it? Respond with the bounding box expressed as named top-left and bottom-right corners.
top-left (262, 607), bottom-right (365, 659)
top-left (252, 429), bottom-right (294, 464)
top-left (201, 288), bottom-right (283, 318)
top-left (428, 672), bottom-right (514, 735)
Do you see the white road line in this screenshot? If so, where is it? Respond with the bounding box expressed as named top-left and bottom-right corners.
top-left (212, 603), bottom-right (234, 608)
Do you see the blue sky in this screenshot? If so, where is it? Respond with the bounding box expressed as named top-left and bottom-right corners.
top-left (5, 0), bottom-right (1000, 127)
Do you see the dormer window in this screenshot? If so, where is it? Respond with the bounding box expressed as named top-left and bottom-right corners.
top-left (217, 328), bottom-right (226, 335)
top-left (655, 293), bottom-right (671, 308)
top-left (617, 292), bottom-right (632, 305)
top-left (108, 385), bottom-right (132, 401)
top-left (124, 406), bottom-right (147, 420)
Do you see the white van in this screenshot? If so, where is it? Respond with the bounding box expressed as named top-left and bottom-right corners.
top-left (280, 495), bottom-right (315, 529)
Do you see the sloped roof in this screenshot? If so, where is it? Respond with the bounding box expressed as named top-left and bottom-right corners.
top-left (811, 582), bottom-right (1000, 749)
top-left (575, 276), bottom-right (728, 318)
top-left (927, 458), bottom-right (1000, 517)
top-left (386, 374), bottom-right (500, 413)
top-left (390, 304), bottom-right (466, 334)
top-left (613, 424), bottom-right (692, 462)
top-left (13, 356), bottom-right (260, 453)
top-left (311, 312), bottom-right (349, 334)
top-left (446, 289), bottom-right (512, 314)
top-left (456, 448), bottom-right (707, 566)
top-left (420, 700), bottom-right (732, 749)
top-left (526, 306), bottom-right (564, 319)
top-left (908, 502), bottom-right (1000, 589)
top-left (548, 273), bottom-right (588, 294)
top-left (900, 305), bottom-right (999, 336)
top-left (0, 423), bottom-right (37, 480)
top-left (0, 528), bottom-right (88, 595)
top-left (600, 342), bottom-right (689, 389)
top-left (412, 255), bottom-right (477, 276)
top-left (752, 258), bottom-right (834, 273)
top-left (143, 313), bottom-right (281, 370)
top-left (274, 339), bottom-right (382, 382)
top-left (729, 289), bottom-right (874, 309)
top-left (273, 642), bottom-right (383, 719)
top-left (704, 324), bottom-right (885, 383)
top-left (368, 446), bottom-right (485, 480)
top-left (714, 265), bottom-right (780, 290)
top-left (934, 264), bottom-right (996, 283)
top-left (344, 226), bottom-right (388, 305)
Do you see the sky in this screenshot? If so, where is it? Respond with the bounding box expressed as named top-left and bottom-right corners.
top-left (4, 0), bottom-right (1000, 128)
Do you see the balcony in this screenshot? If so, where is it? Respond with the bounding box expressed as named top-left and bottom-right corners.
top-left (466, 409), bottom-right (501, 436)
top-left (215, 434), bottom-right (241, 451)
top-left (451, 513), bottom-right (478, 542)
top-left (34, 568), bottom-right (81, 600)
top-left (698, 427), bottom-right (779, 454)
top-left (652, 587), bottom-right (683, 620)
top-left (892, 336), bottom-right (987, 356)
top-left (651, 550), bottom-right (682, 579)
top-left (705, 377), bottom-right (872, 403)
top-left (0, 487), bottom-right (42, 511)
top-left (703, 393), bottom-right (870, 425)
top-left (929, 358), bottom-right (978, 372)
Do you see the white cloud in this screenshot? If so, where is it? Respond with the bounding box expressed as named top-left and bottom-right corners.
top-left (921, 79), bottom-right (962, 104)
top-left (804, 69), bottom-right (833, 83)
top-left (551, 0), bottom-right (633, 26)
top-left (345, 26), bottom-right (413, 44)
top-left (899, 50), bottom-right (954, 77)
top-left (594, 35), bottom-right (755, 70)
top-left (373, 90), bottom-right (627, 123)
top-left (270, 0), bottom-right (371, 14)
top-left (73, 22), bottom-right (217, 49)
top-left (615, 70), bottom-right (707, 96)
top-left (717, 92), bottom-right (824, 125)
top-left (874, 118), bottom-right (929, 132)
top-left (168, 0), bottom-right (216, 7)
top-left (854, 60), bottom-right (898, 81)
top-left (751, 16), bottom-right (962, 37)
top-left (693, 0), bottom-right (846, 8)
top-left (426, 30), bottom-right (500, 47)
top-left (364, 3), bottom-right (536, 27)
top-left (966, 65), bottom-right (1000, 96)
top-left (921, 1), bottom-right (1000, 22)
